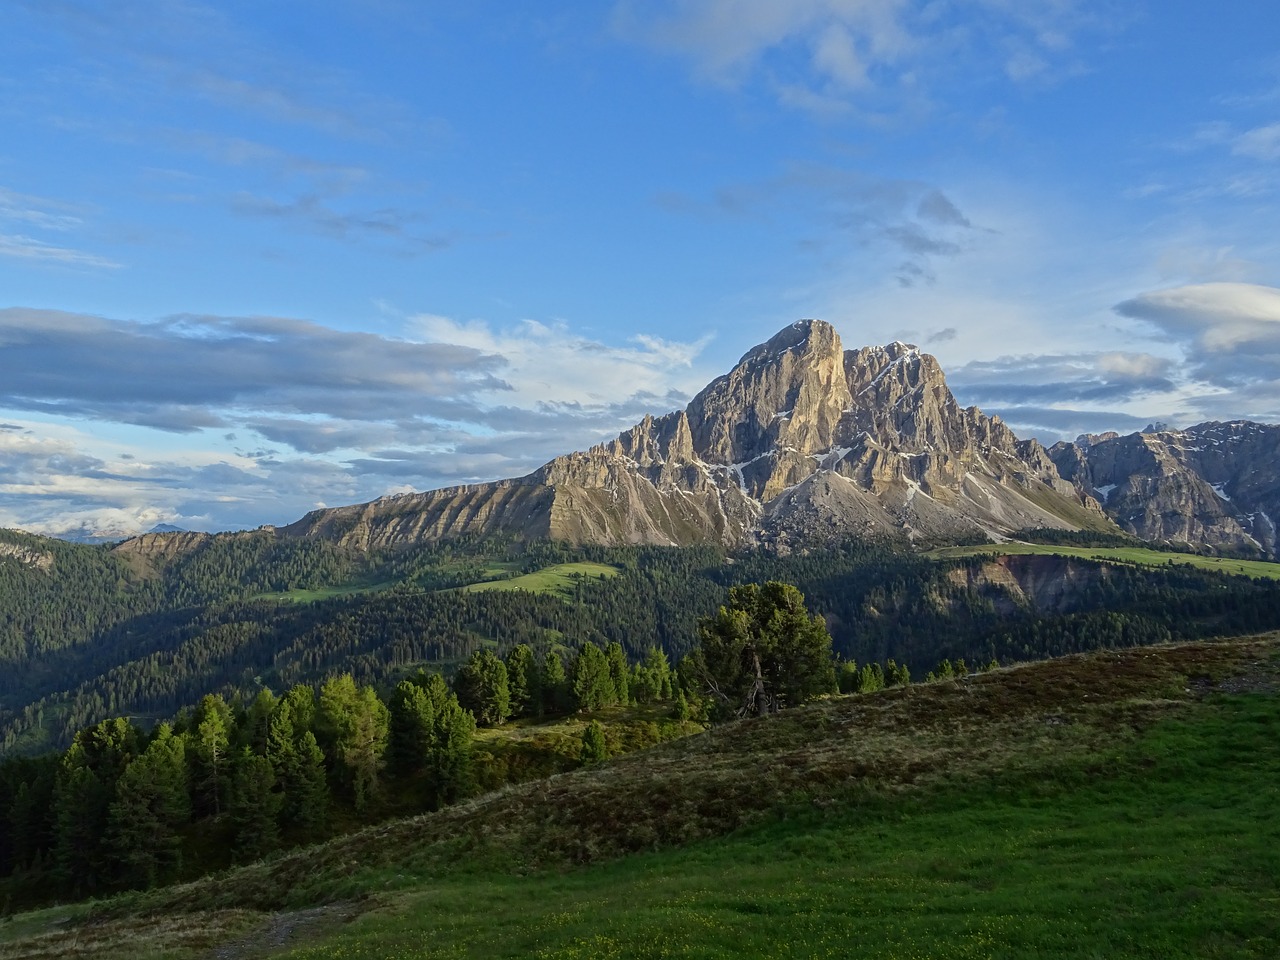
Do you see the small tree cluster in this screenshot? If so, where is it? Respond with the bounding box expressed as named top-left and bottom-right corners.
top-left (0, 671), bottom-right (476, 898)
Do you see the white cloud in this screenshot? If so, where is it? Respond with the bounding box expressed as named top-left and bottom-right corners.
top-left (1233, 122), bottom-right (1280, 161)
top-left (0, 309), bottom-right (721, 535)
top-left (1116, 282), bottom-right (1280, 354)
top-left (614, 0), bottom-right (1106, 111)
top-left (412, 314), bottom-right (714, 409)
top-left (0, 233), bottom-right (121, 268)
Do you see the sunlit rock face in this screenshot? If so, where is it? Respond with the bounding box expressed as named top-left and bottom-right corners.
top-left (1051, 421), bottom-right (1280, 558)
top-left (264, 319), bottom-right (1111, 551)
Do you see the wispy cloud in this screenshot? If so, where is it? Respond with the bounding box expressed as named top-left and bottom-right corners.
top-left (661, 165), bottom-right (982, 285)
top-left (614, 0), bottom-right (1114, 114)
top-left (0, 234), bottom-right (120, 268)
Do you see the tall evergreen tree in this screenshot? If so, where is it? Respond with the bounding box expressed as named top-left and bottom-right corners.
top-left (229, 748), bottom-right (281, 862)
top-left (191, 694), bottom-right (233, 818)
top-left (239, 688), bottom-right (278, 754)
top-left (52, 717), bottom-right (138, 894)
top-left (604, 642), bottom-right (631, 706)
top-left (454, 649), bottom-right (511, 726)
top-left (421, 674), bottom-right (475, 808)
top-left (571, 642), bottom-right (615, 712)
top-left (292, 731), bottom-right (329, 840)
top-left (541, 650), bottom-right (569, 715)
top-left (106, 724), bottom-right (189, 889)
top-left (504, 644), bottom-right (539, 719)
top-left (317, 675), bottom-right (389, 812)
top-left (388, 679), bottom-right (435, 779)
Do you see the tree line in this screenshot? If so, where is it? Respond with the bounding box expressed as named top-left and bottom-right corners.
top-left (0, 637), bottom-right (684, 905)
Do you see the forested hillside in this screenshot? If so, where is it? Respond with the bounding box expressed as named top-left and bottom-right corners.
top-left (4, 529), bottom-right (1280, 759)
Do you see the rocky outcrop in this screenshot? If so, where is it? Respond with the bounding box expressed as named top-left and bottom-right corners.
top-left (946, 554), bottom-right (1113, 614)
top-left (1050, 421), bottom-right (1280, 558)
top-left (264, 319), bottom-right (1111, 552)
top-left (0, 540), bottom-right (54, 572)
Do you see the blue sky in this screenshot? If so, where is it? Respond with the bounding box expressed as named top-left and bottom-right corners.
top-left (2, 1), bottom-right (1280, 537)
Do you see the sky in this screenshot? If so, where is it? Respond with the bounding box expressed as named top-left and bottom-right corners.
top-left (2, 0), bottom-right (1280, 538)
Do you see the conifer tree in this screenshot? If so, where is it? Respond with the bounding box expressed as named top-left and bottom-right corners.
top-left (683, 582), bottom-right (836, 719)
top-left (106, 724), bottom-right (189, 889)
top-left (504, 643), bottom-right (539, 719)
top-left (388, 679), bottom-right (435, 779)
top-left (571, 642), bottom-right (615, 712)
top-left (239, 688), bottom-right (278, 754)
top-left (604, 641), bottom-right (631, 705)
top-left (454, 649), bottom-right (511, 726)
top-left (317, 674), bottom-right (390, 811)
top-left (229, 748), bottom-right (280, 862)
top-left (579, 720), bottom-right (608, 764)
top-left (52, 717), bottom-right (138, 893)
top-left (191, 694), bottom-right (233, 817)
top-left (541, 650), bottom-right (569, 715)
top-left (292, 731), bottom-right (329, 839)
top-left (422, 674), bottom-right (475, 807)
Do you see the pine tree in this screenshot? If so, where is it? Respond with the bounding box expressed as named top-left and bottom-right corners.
top-left (229, 748), bottom-right (281, 862)
top-left (52, 717), bottom-right (138, 894)
top-left (422, 674), bottom-right (475, 808)
top-left (571, 642), bottom-right (615, 712)
top-left (579, 720), bottom-right (608, 764)
top-left (604, 642), bottom-right (631, 705)
top-left (454, 650), bottom-right (511, 726)
top-left (683, 582), bottom-right (836, 719)
top-left (292, 731), bottom-right (329, 840)
top-left (672, 688), bottom-right (691, 723)
top-left (239, 688), bottom-right (278, 754)
top-left (388, 679), bottom-right (435, 779)
top-left (106, 724), bottom-right (189, 889)
top-left (541, 651), bottom-right (569, 715)
top-left (266, 699), bottom-right (301, 820)
top-left (191, 694), bottom-right (233, 818)
top-left (504, 644), bottom-right (539, 719)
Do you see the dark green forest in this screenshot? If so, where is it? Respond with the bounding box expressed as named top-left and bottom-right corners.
top-left (4, 524), bottom-right (1280, 908)
top-left (4, 527), bottom-right (1280, 757)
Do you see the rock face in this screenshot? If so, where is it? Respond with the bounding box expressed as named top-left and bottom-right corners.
top-left (1050, 421), bottom-right (1280, 558)
top-left (274, 320), bottom-right (1110, 551)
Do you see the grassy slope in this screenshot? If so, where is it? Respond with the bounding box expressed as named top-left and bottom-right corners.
top-left (930, 542), bottom-right (1280, 580)
top-left (3, 636), bottom-right (1277, 959)
top-left (461, 561), bottom-right (621, 596)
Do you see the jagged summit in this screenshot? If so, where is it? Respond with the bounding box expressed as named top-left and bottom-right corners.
top-left (246, 320), bottom-right (1109, 554)
top-left (1051, 420), bottom-right (1280, 558)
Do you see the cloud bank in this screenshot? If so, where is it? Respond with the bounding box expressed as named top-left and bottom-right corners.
top-left (0, 308), bottom-right (713, 538)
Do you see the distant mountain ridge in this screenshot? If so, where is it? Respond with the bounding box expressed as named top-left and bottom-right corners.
top-left (267, 320), bottom-right (1110, 553)
top-left (1050, 420), bottom-right (1280, 558)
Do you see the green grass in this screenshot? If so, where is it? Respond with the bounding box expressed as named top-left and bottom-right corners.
top-left (930, 541), bottom-right (1280, 580)
top-left (6, 636), bottom-right (1277, 958)
top-left (461, 562), bottom-right (621, 597)
top-left (281, 692), bottom-right (1280, 959)
top-left (251, 580), bottom-right (397, 603)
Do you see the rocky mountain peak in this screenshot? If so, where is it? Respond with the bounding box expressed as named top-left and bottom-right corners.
top-left (685, 318), bottom-right (849, 475)
top-left (1050, 420), bottom-right (1280, 558)
top-left (276, 319), bottom-right (1115, 552)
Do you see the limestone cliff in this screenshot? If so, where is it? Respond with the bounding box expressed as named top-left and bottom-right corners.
top-left (1050, 421), bottom-right (1280, 558)
top-left (267, 319), bottom-right (1110, 551)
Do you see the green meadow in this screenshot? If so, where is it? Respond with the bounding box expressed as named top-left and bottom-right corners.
top-left (461, 561), bottom-right (622, 596)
